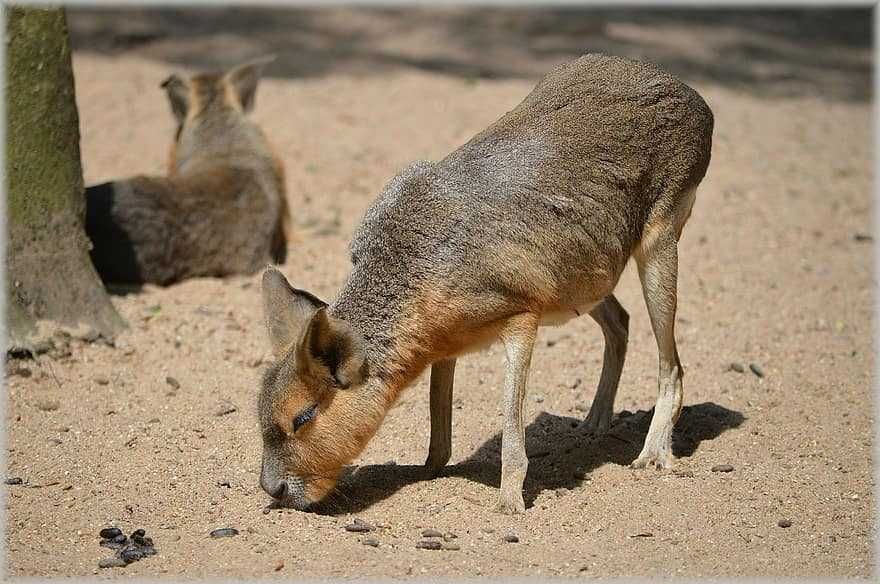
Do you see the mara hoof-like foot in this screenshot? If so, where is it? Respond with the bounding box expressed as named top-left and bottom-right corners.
top-left (423, 454), bottom-right (449, 478)
top-left (579, 406), bottom-right (613, 435)
top-left (494, 492), bottom-right (526, 515)
top-left (630, 445), bottom-right (674, 470)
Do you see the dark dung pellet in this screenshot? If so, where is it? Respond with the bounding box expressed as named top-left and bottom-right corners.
top-left (131, 528), bottom-right (146, 538)
top-left (120, 548), bottom-right (144, 563)
top-left (778, 519), bottom-right (793, 528)
top-left (503, 534), bottom-right (520, 543)
top-left (100, 527), bottom-right (122, 539)
top-left (5, 477), bottom-right (23, 485)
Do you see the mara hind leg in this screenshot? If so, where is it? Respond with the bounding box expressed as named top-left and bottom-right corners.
top-left (580, 295), bottom-right (629, 434)
top-left (631, 186), bottom-right (696, 469)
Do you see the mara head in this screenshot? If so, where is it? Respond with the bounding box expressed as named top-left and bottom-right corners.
top-left (160, 55), bottom-right (275, 171)
top-left (258, 267), bottom-right (384, 510)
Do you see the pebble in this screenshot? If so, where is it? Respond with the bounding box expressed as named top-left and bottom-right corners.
top-left (94, 375), bottom-right (110, 386)
top-left (673, 469), bottom-right (695, 478)
top-left (481, 527), bottom-right (495, 534)
top-left (711, 464), bottom-right (734, 473)
top-left (729, 362), bottom-right (745, 373)
top-left (98, 557), bottom-right (127, 569)
top-left (344, 518), bottom-right (374, 533)
top-left (443, 532), bottom-right (457, 541)
top-left (503, 533), bottom-right (520, 543)
top-left (749, 363), bottom-right (765, 378)
top-left (274, 560), bottom-right (284, 571)
top-left (853, 232), bottom-right (873, 242)
top-left (56, 426), bottom-right (70, 432)
top-left (215, 405), bottom-right (238, 416)
top-left (555, 488), bottom-right (570, 498)
top-left (210, 528), bottom-right (239, 538)
top-left (777, 518), bottom-right (793, 528)
top-left (48, 437), bottom-right (62, 445)
top-left (100, 527), bottom-right (123, 539)
top-left (421, 528), bottom-right (443, 538)
top-left (36, 400), bottom-right (60, 412)
top-left (5, 477), bottom-right (23, 485)
top-left (362, 537), bottom-right (380, 547)
top-left (131, 529), bottom-right (146, 538)
top-left (415, 540), bottom-right (442, 550)
top-left (165, 376), bottom-right (180, 390)
top-left (443, 543), bottom-right (461, 551)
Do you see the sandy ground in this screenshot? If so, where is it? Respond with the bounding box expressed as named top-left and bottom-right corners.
top-left (4, 7), bottom-right (874, 579)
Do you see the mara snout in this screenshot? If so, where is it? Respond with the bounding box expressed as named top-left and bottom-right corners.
top-left (257, 53), bottom-right (713, 514)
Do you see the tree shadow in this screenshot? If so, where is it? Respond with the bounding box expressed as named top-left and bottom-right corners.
top-left (313, 402), bottom-right (745, 515)
top-left (67, 7), bottom-right (871, 102)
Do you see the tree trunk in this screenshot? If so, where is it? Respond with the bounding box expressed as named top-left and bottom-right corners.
top-left (5, 6), bottom-right (125, 353)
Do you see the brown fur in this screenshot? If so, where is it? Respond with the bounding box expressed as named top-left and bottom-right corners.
top-left (85, 56), bottom-right (290, 285)
top-left (258, 54), bottom-right (714, 512)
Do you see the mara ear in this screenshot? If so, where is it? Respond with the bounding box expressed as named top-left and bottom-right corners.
top-left (160, 74), bottom-right (190, 125)
top-left (297, 308), bottom-right (367, 389)
top-left (224, 54), bottom-right (276, 113)
top-left (261, 266), bottom-right (327, 358)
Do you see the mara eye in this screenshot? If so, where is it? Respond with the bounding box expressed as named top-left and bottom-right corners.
top-left (292, 403), bottom-right (317, 432)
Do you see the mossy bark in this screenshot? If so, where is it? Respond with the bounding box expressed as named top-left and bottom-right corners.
top-left (5, 6), bottom-right (125, 353)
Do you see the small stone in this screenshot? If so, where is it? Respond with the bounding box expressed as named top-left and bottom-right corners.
top-left (853, 232), bottom-right (873, 242)
top-left (749, 363), bottom-right (765, 378)
top-left (48, 437), bottom-right (62, 445)
top-left (673, 469), bottom-right (694, 478)
top-left (5, 477), bottom-right (23, 485)
top-left (148, 418), bottom-right (160, 424)
top-left (98, 557), bottom-right (127, 569)
top-left (362, 537), bottom-right (380, 547)
top-left (274, 560), bottom-right (284, 571)
top-left (262, 508), bottom-right (271, 515)
top-left (442, 543), bottom-right (461, 551)
top-left (481, 527), bottom-right (495, 534)
top-left (131, 529), bottom-right (146, 538)
top-left (99, 527), bottom-right (123, 539)
top-left (555, 487), bottom-right (570, 498)
top-left (711, 464), bottom-right (734, 473)
top-left (442, 532), bottom-right (457, 541)
top-left (421, 528), bottom-right (443, 538)
top-left (56, 426), bottom-right (70, 432)
top-left (729, 362), bottom-right (745, 373)
top-left (777, 518), bottom-right (792, 528)
top-left (503, 533), bottom-right (519, 543)
top-left (215, 405), bottom-right (237, 416)
top-left (94, 375), bottom-right (110, 386)
top-left (210, 528), bottom-right (239, 538)
top-left (415, 540), bottom-right (442, 550)
top-left (165, 376), bottom-right (180, 390)
top-left (628, 532), bottom-right (654, 538)
top-left (344, 518), bottom-right (374, 533)
top-left (36, 400), bottom-right (60, 412)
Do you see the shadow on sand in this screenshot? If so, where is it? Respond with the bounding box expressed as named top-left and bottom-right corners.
top-left (314, 401), bottom-right (745, 514)
top-left (68, 7), bottom-right (870, 102)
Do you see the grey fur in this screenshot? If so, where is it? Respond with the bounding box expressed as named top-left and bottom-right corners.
top-left (259, 54), bottom-right (713, 513)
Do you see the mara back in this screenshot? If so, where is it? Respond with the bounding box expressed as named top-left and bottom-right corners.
top-left (339, 54), bottom-right (713, 372)
top-left (86, 57), bottom-right (289, 286)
